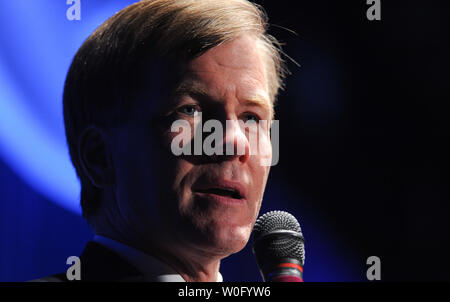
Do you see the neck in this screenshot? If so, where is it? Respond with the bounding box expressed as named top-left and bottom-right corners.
top-left (131, 238), bottom-right (223, 282)
top-left (94, 226), bottom-right (223, 282)
top-left (159, 244), bottom-right (222, 282)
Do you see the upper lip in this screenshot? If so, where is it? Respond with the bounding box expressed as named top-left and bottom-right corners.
top-left (193, 180), bottom-right (248, 200)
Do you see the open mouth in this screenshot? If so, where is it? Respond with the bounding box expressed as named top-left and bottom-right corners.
top-left (196, 188), bottom-right (242, 199)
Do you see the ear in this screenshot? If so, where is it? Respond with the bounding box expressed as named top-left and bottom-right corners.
top-left (78, 126), bottom-right (115, 188)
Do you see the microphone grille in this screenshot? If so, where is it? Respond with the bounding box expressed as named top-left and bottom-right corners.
top-left (252, 211), bottom-right (305, 265)
top-left (253, 210), bottom-right (302, 236)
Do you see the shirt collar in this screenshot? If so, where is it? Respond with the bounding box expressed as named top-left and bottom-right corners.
top-left (93, 235), bottom-right (223, 282)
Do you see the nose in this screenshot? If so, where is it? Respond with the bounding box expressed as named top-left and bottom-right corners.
top-left (218, 119), bottom-right (250, 163)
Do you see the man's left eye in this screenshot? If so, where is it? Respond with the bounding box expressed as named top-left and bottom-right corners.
top-left (243, 114), bottom-right (260, 123)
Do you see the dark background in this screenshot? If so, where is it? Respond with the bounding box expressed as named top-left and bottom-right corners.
top-left (259, 0), bottom-right (450, 281)
top-left (1, 0), bottom-right (449, 281)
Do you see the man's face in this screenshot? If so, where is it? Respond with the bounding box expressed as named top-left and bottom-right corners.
top-left (110, 35), bottom-right (273, 257)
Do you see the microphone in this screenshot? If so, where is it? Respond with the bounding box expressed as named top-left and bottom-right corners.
top-left (252, 211), bottom-right (305, 282)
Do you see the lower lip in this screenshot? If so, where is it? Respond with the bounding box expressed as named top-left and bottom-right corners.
top-left (194, 192), bottom-right (245, 206)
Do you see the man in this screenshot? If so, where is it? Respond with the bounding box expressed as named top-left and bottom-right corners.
top-left (38, 0), bottom-right (286, 282)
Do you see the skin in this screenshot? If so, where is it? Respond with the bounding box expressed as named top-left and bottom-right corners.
top-left (81, 35), bottom-right (273, 282)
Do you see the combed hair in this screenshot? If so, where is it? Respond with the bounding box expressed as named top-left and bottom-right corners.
top-left (63, 0), bottom-right (287, 221)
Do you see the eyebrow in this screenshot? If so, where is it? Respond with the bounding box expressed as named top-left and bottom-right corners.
top-left (174, 81), bottom-right (274, 120)
top-left (174, 81), bottom-right (210, 99)
top-left (242, 92), bottom-right (273, 120)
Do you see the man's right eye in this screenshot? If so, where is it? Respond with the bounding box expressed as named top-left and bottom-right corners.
top-left (177, 105), bottom-right (199, 116)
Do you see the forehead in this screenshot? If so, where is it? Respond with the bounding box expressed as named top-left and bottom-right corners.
top-left (178, 35), bottom-right (272, 113)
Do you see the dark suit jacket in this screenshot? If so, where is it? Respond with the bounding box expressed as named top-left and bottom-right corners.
top-left (33, 241), bottom-right (145, 282)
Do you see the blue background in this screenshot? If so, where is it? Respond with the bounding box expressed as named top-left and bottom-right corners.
top-left (1, 0), bottom-right (449, 281)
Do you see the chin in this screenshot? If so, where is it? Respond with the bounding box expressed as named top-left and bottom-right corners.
top-left (209, 224), bottom-right (252, 256)
top-left (175, 200), bottom-right (256, 256)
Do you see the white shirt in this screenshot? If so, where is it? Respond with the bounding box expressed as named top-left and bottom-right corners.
top-left (93, 235), bottom-right (223, 282)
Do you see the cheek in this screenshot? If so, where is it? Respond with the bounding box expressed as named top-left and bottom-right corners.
top-left (163, 117), bottom-right (198, 153)
top-left (113, 126), bottom-right (169, 199)
top-left (254, 127), bottom-right (273, 167)
top-left (110, 144), bottom-right (160, 228)
top-left (251, 132), bottom-right (272, 184)
top-left (249, 137), bottom-right (272, 211)
top-left (171, 160), bottom-right (196, 204)
top-left (252, 167), bottom-right (270, 207)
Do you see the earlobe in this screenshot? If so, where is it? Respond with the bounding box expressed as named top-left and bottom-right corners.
top-left (78, 126), bottom-right (116, 189)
